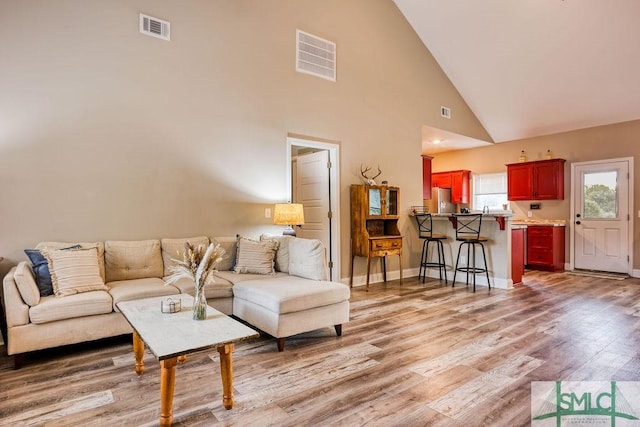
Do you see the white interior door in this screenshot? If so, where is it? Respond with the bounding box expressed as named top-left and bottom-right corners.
top-left (295, 150), bottom-right (330, 242)
top-left (287, 137), bottom-right (340, 282)
top-left (572, 159), bottom-right (631, 273)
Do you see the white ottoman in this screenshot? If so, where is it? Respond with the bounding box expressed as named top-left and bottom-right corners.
top-left (232, 275), bottom-right (350, 351)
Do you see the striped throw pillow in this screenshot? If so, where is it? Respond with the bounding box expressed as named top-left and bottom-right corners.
top-left (234, 236), bottom-right (279, 275)
top-left (44, 247), bottom-right (109, 297)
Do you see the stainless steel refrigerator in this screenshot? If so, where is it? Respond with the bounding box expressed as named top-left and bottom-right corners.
top-left (425, 187), bottom-right (456, 214)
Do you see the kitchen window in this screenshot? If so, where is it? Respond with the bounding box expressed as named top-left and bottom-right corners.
top-left (472, 172), bottom-right (508, 211)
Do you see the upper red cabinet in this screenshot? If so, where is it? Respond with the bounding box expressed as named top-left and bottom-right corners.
top-left (506, 158), bottom-right (566, 201)
top-left (422, 155), bottom-right (433, 200)
top-left (432, 170), bottom-right (470, 204)
top-left (432, 172), bottom-right (452, 189)
top-left (450, 171), bottom-right (470, 204)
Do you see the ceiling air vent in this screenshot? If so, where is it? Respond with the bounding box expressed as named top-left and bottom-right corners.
top-left (296, 30), bottom-right (336, 82)
top-left (140, 13), bottom-right (170, 41)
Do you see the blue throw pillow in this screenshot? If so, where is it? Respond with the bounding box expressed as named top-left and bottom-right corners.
top-left (24, 245), bottom-right (81, 296)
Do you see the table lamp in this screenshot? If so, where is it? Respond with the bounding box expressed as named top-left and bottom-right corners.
top-left (273, 203), bottom-right (305, 236)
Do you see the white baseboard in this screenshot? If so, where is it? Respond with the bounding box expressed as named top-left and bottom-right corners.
top-left (346, 268), bottom-right (512, 290)
top-left (347, 268), bottom-right (412, 288)
top-left (344, 264), bottom-right (639, 291)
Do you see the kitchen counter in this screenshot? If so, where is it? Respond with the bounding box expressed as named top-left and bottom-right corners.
top-left (510, 219), bottom-right (566, 227)
top-left (430, 212), bottom-right (513, 218)
top-left (410, 214), bottom-right (518, 289)
top-left (408, 212), bottom-right (567, 289)
top-left (429, 212), bottom-right (514, 230)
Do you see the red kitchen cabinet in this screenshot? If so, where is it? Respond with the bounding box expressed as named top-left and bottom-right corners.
top-left (511, 227), bottom-right (525, 285)
top-left (450, 170), bottom-right (470, 204)
top-left (431, 172), bottom-right (452, 189)
top-left (507, 158), bottom-right (565, 201)
top-left (422, 155), bottom-right (433, 200)
top-left (527, 225), bottom-right (565, 271)
top-left (534, 160), bottom-right (565, 199)
top-left (506, 163), bottom-right (533, 200)
top-left (431, 170), bottom-right (470, 204)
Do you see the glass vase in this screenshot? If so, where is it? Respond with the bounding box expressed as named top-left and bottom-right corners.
top-left (192, 284), bottom-right (207, 320)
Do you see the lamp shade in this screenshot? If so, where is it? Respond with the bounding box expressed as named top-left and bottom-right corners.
top-left (273, 203), bottom-right (305, 226)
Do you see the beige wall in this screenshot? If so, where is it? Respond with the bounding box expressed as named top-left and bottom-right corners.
top-left (431, 119), bottom-right (640, 268)
top-left (0, 0), bottom-right (491, 281)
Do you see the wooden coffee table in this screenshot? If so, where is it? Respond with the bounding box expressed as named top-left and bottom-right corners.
top-left (117, 295), bottom-right (259, 427)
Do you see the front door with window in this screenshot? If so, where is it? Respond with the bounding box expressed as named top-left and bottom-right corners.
top-left (572, 159), bottom-right (631, 273)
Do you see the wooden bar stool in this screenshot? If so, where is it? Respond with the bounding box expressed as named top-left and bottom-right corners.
top-left (452, 214), bottom-right (490, 292)
top-left (414, 213), bottom-right (448, 283)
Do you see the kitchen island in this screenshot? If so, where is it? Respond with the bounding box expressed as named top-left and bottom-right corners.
top-left (410, 212), bottom-right (517, 289)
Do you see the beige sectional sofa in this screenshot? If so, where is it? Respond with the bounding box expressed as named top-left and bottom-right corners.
top-left (2, 235), bottom-right (350, 367)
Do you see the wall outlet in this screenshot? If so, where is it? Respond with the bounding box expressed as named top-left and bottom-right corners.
top-left (460, 255), bottom-right (466, 265)
top-left (265, 208), bottom-right (271, 218)
top-left (527, 211), bottom-right (533, 218)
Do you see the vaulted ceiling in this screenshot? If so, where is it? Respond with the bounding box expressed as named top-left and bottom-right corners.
top-left (394, 0), bottom-right (640, 147)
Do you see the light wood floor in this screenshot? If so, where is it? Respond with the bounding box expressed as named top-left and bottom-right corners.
top-left (1, 271), bottom-right (639, 426)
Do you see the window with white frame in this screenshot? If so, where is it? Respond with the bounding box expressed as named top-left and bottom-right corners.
top-left (472, 172), bottom-right (509, 211)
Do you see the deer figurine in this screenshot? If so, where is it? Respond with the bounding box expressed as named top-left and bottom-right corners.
top-left (360, 164), bottom-right (382, 185)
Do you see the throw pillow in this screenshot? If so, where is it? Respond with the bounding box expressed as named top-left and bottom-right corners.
top-left (36, 241), bottom-right (106, 282)
top-left (25, 245), bottom-right (81, 296)
top-left (288, 238), bottom-right (327, 281)
top-left (234, 236), bottom-right (278, 275)
top-left (211, 236), bottom-right (238, 271)
top-left (260, 233), bottom-right (294, 273)
top-left (43, 247), bottom-right (109, 297)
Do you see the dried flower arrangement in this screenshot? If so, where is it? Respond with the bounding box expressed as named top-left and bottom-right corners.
top-left (165, 242), bottom-right (226, 320)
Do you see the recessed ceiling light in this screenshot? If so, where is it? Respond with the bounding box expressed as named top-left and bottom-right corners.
top-left (432, 139), bottom-right (442, 144)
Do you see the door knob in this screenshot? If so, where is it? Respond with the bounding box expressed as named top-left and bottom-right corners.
top-left (576, 221), bottom-right (581, 225)
top-left (576, 213), bottom-right (581, 218)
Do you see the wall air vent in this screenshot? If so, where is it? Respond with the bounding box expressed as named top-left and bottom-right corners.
top-left (140, 13), bottom-right (170, 41)
top-left (441, 106), bottom-right (452, 119)
top-left (296, 30), bottom-right (336, 82)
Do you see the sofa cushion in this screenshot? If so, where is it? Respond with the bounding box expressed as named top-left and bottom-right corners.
top-left (14, 262), bottom-right (40, 307)
top-left (43, 247), bottom-right (109, 297)
top-left (234, 236), bottom-right (278, 275)
top-left (108, 277), bottom-right (179, 310)
top-left (288, 238), bottom-right (327, 281)
top-left (29, 290), bottom-right (113, 324)
top-left (105, 240), bottom-right (163, 282)
top-left (260, 234), bottom-right (294, 273)
top-left (161, 236), bottom-right (210, 277)
top-left (232, 276), bottom-right (350, 314)
top-left (168, 275), bottom-right (234, 299)
top-left (36, 241), bottom-right (106, 282)
top-left (211, 237), bottom-right (237, 271)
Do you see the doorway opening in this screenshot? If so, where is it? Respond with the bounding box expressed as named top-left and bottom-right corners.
top-left (570, 157), bottom-right (634, 275)
top-left (286, 135), bottom-right (341, 281)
